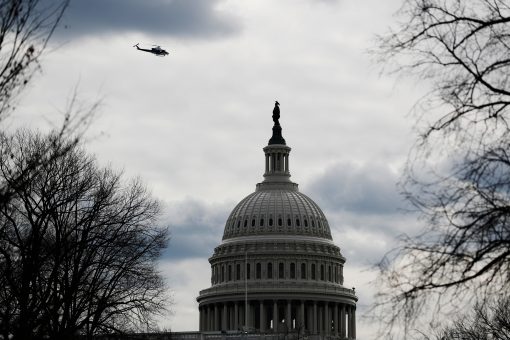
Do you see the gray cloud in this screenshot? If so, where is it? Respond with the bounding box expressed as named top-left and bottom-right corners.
top-left (56, 0), bottom-right (240, 40)
top-left (302, 162), bottom-right (423, 266)
top-left (304, 162), bottom-right (405, 215)
top-left (162, 199), bottom-right (232, 260)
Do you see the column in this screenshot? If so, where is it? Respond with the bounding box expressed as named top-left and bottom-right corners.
top-left (222, 304), bottom-right (227, 330)
top-left (230, 305), bottom-right (233, 330)
top-left (214, 304), bottom-right (219, 331)
top-left (318, 303), bottom-right (322, 334)
top-left (241, 304), bottom-right (245, 330)
top-left (207, 305), bottom-right (211, 331)
top-left (313, 301), bottom-right (318, 334)
top-left (347, 306), bottom-right (352, 339)
top-left (273, 300), bottom-right (278, 332)
top-left (352, 306), bottom-right (356, 339)
top-left (307, 303), bottom-right (313, 333)
top-left (300, 300), bottom-right (305, 330)
top-left (286, 300), bottom-right (292, 330)
top-left (200, 307), bottom-right (207, 331)
top-left (333, 303), bottom-right (338, 336)
top-left (234, 302), bottom-right (239, 330)
top-left (324, 302), bottom-right (329, 335)
top-left (260, 301), bottom-right (266, 332)
top-left (246, 302), bottom-right (251, 328)
top-left (340, 304), bottom-right (346, 338)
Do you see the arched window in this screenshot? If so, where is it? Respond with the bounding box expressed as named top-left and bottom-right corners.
top-left (296, 219), bottom-right (300, 226)
top-left (228, 265), bottom-right (232, 281)
top-left (237, 221), bottom-right (240, 228)
top-left (236, 264), bottom-right (241, 280)
top-left (290, 263), bottom-right (296, 279)
top-left (267, 263), bottom-right (273, 279)
top-left (244, 220), bottom-right (247, 227)
top-left (287, 218), bottom-right (291, 226)
top-left (246, 263), bottom-right (251, 280)
top-left (251, 219), bottom-right (255, 227)
top-left (269, 218), bottom-right (273, 226)
top-left (260, 218), bottom-right (264, 226)
top-left (221, 265), bottom-right (225, 282)
top-left (304, 220), bottom-right (308, 227)
top-left (256, 263), bottom-right (261, 279)
top-left (301, 263), bottom-right (306, 279)
top-left (278, 218), bottom-right (282, 226)
top-left (328, 265), bottom-right (332, 281)
top-left (311, 264), bottom-right (316, 280)
top-left (279, 262), bottom-right (284, 279)
top-left (320, 265), bottom-right (325, 281)
top-left (312, 220), bottom-right (315, 228)
top-left (334, 265), bottom-right (338, 283)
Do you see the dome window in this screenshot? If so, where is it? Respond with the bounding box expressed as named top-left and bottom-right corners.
top-left (269, 218), bottom-right (273, 226)
top-left (244, 220), bottom-right (247, 228)
top-left (260, 218), bottom-right (264, 226)
top-left (311, 264), bottom-right (316, 280)
top-left (287, 218), bottom-right (291, 226)
top-left (304, 219), bottom-right (308, 227)
top-left (251, 219), bottom-right (255, 227)
top-left (290, 263), bottom-right (296, 279)
top-left (301, 263), bottom-right (306, 279)
top-left (237, 221), bottom-right (240, 228)
top-left (312, 220), bottom-right (315, 228)
top-left (267, 263), bottom-right (273, 279)
top-left (296, 219), bottom-right (300, 227)
top-left (278, 218), bottom-right (282, 226)
top-left (278, 262), bottom-right (284, 279)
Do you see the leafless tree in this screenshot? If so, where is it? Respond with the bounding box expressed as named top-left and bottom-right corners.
top-left (0, 0), bottom-right (98, 214)
top-left (0, 130), bottom-right (169, 340)
top-left (371, 0), bottom-right (510, 338)
top-left (0, 0), bottom-right (69, 118)
top-left (416, 297), bottom-right (510, 340)
top-left (377, 0), bottom-right (510, 140)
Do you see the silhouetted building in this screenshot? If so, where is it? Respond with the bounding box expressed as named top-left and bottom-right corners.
top-left (196, 105), bottom-right (357, 339)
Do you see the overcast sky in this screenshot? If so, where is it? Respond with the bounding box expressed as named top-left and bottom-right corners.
top-left (11, 0), bottom-right (429, 338)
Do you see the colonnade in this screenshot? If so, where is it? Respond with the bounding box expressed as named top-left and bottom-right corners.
top-left (199, 300), bottom-right (356, 339)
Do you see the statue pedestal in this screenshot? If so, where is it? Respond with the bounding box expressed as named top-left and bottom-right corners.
top-left (268, 124), bottom-right (286, 145)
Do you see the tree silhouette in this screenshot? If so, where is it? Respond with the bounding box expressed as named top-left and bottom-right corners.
top-left (0, 130), bottom-right (169, 340)
top-left (372, 0), bottom-right (510, 337)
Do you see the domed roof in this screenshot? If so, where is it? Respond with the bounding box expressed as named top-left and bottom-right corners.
top-left (221, 114), bottom-right (332, 241)
top-left (222, 186), bottom-right (332, 240)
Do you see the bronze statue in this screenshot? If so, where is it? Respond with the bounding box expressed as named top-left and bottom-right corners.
top-left (272, 101), bottom-right (280, 125)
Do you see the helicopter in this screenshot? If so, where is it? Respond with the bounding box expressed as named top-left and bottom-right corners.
top-left (133, 43), bottom-right (169, 56)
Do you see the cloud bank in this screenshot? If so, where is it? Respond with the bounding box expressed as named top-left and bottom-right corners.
top-left (57, 0), bottom-right (240, 40)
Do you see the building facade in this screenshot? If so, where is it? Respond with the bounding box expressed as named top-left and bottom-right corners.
top-left (196, 107), bottom-right (357, 339)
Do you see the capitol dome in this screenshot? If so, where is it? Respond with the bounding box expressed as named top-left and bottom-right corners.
top-left (197, 103), bottom-right (357, 339)
top-left (222, 186), bottom-right (332, 241)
